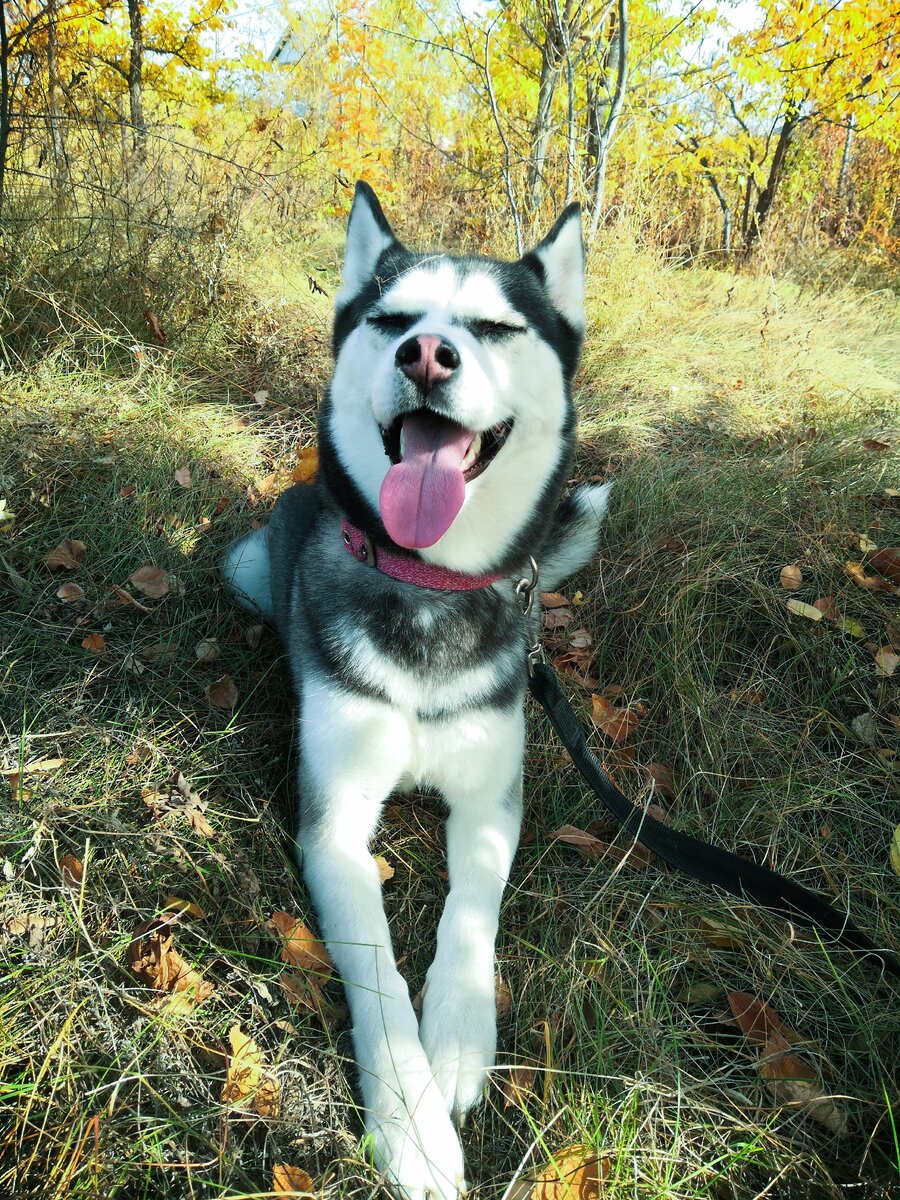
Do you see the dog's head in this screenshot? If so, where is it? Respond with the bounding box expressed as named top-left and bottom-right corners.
top-left (320, 182), bottom-right (585, 573)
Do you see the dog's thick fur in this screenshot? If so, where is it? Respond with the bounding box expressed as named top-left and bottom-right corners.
top-left (221, 184), bottom-right (610, 1199)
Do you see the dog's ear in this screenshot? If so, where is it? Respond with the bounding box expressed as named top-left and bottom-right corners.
top-left (522, 204), bottom-right (585, 333)
top-left (340, 182), bottom-right (397, 298)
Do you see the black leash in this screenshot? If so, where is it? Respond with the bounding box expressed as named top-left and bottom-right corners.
top-left (526, 656), bottom-right (900, 979)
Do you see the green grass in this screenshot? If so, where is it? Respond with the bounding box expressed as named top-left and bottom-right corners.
top-left (1, 229), bottom-right (899, 1200)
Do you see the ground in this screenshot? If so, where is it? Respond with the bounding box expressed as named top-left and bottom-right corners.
top-left (1, 231), bottom-right (898, 1199)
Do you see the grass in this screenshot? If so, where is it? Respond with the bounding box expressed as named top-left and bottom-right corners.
top-left (1, 223), bottom-right (899, 1200)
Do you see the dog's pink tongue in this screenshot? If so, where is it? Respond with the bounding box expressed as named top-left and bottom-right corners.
top-left (379, 413), bottom-right (474, 549)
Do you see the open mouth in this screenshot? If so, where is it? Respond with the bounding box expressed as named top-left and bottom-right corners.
top-left (377, 409), bottom-right (514, 550)
top-left (380, 410), bottom-right (513, 484)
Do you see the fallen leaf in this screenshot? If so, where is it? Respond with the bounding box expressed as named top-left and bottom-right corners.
top-left (858, 534), bottom-right (878, 554)
top-left (174, 465), bottom-right (192, 488)
top-left (862, 438), bottom-right (890, 451)
top-left (540, 592), bottom-right (570, 609)
top-left (162, 896), bottom-right (207, 919)
top-left (850, 712), bottom-right (877, 745)
top-left (844, 561), bottom-right (895, 594)
top-left (779, 565), bottom-right (803, 590)
top-left (550, 824), bottom-right (606, 856)
top-left (81, 633), bottom-right (106, 656)
top-left (145, 310), bottom-right (165, 345)
top-left (245, 624), bottom-right (264, 649)
top-left (1, 757), bottom-right (66, 776)
top-left (206, 674), bottom-right (238, 710)
top-left (867, 547), bottom-right (900, 585)
top-left (5, 912), bottom-right (60, 949)
top-left (495, 975), bottom-right (512, 1018)
top-left (254, 389), bottom-right (269, 405)
top-left (43, 539), bottom-right (86, 570)
top-left (698, 915), bottom-right (748, 950)
top-left (274, 1164), bottom-right (316, 1196)
top-left (568, 628), bottom-right (592, 649)
top-left (126, 914), bottom-right (214, 1011)
top-left (874, 646), bottom-right (899, 677)
top-left (293, 447), bottom-right (319, 484)
top-left (267, 912), bottom-right (333, 977)
top-left (222, 1025), bottom-right (280, 1117)
top-left (107, 584), bottom-right (151, 613)
top-left (60, 854), bottom-right (84, 887)
top-left (56, 582), bottom-right (85, 603)
top-left (837, 616), bottom-right (866, 639)
top-left (786, 599), bottom-right (824, 622)
top-left (516, 1145), bottom-right (609, 1200)
top-left (543, 607), bottom-right (574, 630)
top-left (502, 1064), bottom-right (537, 1110)
top-left (590, 694), bottom-right (644, 743)
top-left (727, 993), bottom-right (789, 1047)
top-left (195, 638), bottom-right (220, 664)
top-left (812, 596), bottom-right (839, 620)
top-left (375, 855), bottom-right (395, 883)
top-left (129, 566), bottom-right (170, 599)
top-left (646, 763), bottom-right (676, 798)
top-left (760, 1050), bottom-right (848, 1136)
top-left (675, 981), bottom-right (721, 1005)
top-left (890, 824), bottom-right (900, 878)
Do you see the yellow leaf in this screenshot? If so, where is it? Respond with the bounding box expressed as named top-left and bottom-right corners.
top-left (222, 1025), bottom-right (280, 1117)
top-left (274, 1163), bottom-right (316, 1195)
top-left (779, 564), bottom-right (803, 590)
top-left (786, 599), bottom-right (824, 621)
top-left (890, 824), bottom-right (900, 878)
top-left (292, 446), bottom-right (319, 484)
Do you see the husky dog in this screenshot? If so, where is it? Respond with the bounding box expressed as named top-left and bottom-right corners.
top-left (221, 183), bottom-right (611, 1200)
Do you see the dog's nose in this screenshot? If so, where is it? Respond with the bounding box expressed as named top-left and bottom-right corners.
top-left (395, 334), bottom-right (460, 393)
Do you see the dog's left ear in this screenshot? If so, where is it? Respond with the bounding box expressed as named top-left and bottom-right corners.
top-left (340, 181), bottom-right (398, 300)
top-left (522, 204), bottom-right (585, 333)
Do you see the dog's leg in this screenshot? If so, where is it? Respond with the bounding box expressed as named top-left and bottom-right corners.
top-left (297, 680), bottom-right (466, 1200)
top-left (419, 706), bottom-right (524, 1118)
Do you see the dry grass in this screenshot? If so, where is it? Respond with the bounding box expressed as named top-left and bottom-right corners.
top-left (1, 225), bottom-right (898, 1200)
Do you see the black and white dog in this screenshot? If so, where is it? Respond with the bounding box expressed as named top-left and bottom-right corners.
top-left (221, 183), bottom-right (611, 1200)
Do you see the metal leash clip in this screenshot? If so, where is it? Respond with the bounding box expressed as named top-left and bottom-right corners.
top-left (514, 556), bottom-right (545, 677)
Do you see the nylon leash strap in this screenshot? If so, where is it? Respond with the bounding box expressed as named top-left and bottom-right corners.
top-left (528, 660), bottom-right (900, 979)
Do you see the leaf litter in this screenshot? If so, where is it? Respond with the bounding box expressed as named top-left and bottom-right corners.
top-left (125, 912), bottom-right (214, 1013)
top-left (222, 1025), bottom-right (280, 1116)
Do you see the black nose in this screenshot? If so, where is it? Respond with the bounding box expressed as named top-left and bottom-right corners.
top-left (395, 334), bottom-right (460, 392)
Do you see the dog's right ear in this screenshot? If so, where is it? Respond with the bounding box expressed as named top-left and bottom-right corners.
top-left (340, 182), bottom-right (397, 299)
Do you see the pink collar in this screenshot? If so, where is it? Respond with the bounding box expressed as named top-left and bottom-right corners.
top-left (340, 519), bottom-right (504, 591)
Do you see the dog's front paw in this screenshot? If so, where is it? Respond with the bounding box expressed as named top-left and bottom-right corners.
top-left (367, 1101), bottom-right (467, 1200)
top-left (419, 972), bottom-right (497, 1120)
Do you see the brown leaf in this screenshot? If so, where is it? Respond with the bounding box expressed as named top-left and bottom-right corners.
top-left (502, 1064), bottom-right (537, 1110)
top-left (540, 592), bottom-right (571, 608)
top-left (280, 970), bottom-right (328, 1015)
top-left (292, 447), bottom-right (319, 485)
top-left (81, 633), bottom-right (106, 656)
top-left (727, 993), bottom-right (788, 1047)
top-left (590, 694), bottom-right (644, 743)
top-left (56, 582), bottom-right (85, 603)
top-left (760, 1049), bottom-right (848, 1136)
top-left (60, 854), bottom-right (84, 887)
top-left (375, 855), bottom-right (395, 883)
top-left (274, 1164), bottom-right (316, 1196)
top-left (812, 596), bottom-right (839, 621)
top-left (195, 638), bottom-right (220, 664)
top-left (862, 438), bottom-right (890, 452)
top-left (162, 896), bottom-right (207, 919)
top-left (495, 975), bottom-right (512, 1018)
top-left (145, 310), bottom-right (166, 345)
top-left (551, 824), bottom-right (606, 856)
top-left (867, 547), bottom-right (900, 585)
top-left (129, 566), bottom-right (170, 599)
top-left (126, 914), bottom-right (214, 1010)
top-left (222, 1025), bottom-right (280, 1117)
top-left (542, 607), bottom-right (574, 630)
top-left (519, 1146), bottom-right (609, 1200)
top-left (107, 584), bottom-right (152, 613)
top-left (874, 646), bottom-right (899, 678)
top-left (779, 565), bottom-right (803, 590)
top-left (44, 539), bottom-right (86, 570)
top-left (5, 912), bottom-right (60, 949)
top-left (646, 762), bottom-right (676, 798)
top-left (206, 674), bottom-right (238, 710)
top-left (267, 912), bottom-right (333, 978)
top-left (844, 561), bottom-right (895, 594)
top-left (174, 465), bottom-right (193, 488)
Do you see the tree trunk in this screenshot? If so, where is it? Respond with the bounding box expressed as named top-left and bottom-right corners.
top-left (0, 0), bottom-right (10, 212)
top-left (46, 0), bottom-right (67, 184)
top-left (700, 158), bottom-right (731, 255)
top-left (588, 0), bottom-right (628, 241)
top-left (127, 0), bottom-right (146, 150)
top-left (836, 117), bottom-right (854, 200)
top-left (527, 38), bottom-right (561, 216)
top-left (745, 104), bottom-right (799, 249)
